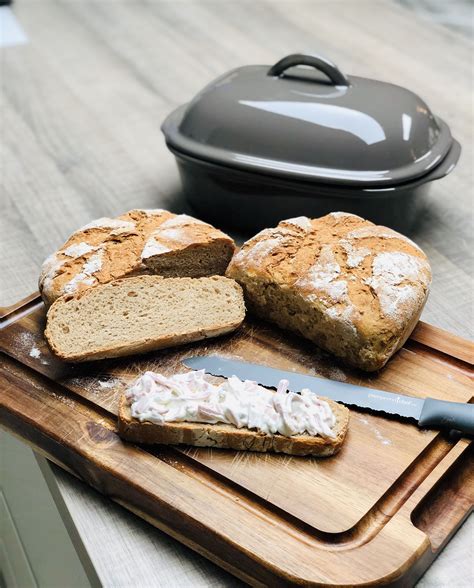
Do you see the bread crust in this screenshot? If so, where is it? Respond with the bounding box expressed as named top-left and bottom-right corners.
top-left (45, 276), bottom-right (245, 362)
top-left (118, 394), bottom-right (349, 457)
top-left (226, 213), bottom-right (432, 372)
top-left (39, 209), bottom-right (235, 306)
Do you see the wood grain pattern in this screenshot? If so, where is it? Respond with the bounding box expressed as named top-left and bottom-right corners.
top-left (1, 298), bottom-right (472, 586)
top-left (411, 322), bottom-right (474, 366)
top-left (36, 456), bottom-right (242, 588)
top-left (0, 1), bottom-right (472, 585)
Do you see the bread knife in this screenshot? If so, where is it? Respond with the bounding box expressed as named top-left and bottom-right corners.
top-left (183, 356), bottom-right (474, 435)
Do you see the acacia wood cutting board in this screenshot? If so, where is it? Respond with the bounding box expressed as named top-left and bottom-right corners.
top-left (0, 294), bottom-right (473, 587)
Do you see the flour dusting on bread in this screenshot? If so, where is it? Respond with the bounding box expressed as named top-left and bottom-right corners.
top-left (296, 245), bottom-right (348, 303)
top-left (39, 210), bottom-right (235, 306)
top-left (63, 242), bottom-right (97, 258)
top-left (80, 217), bottom-right (136, 232)
top-left (341, 241), bottom-right (371, 268)
top-left (366, 251), bottom-right (431, 323)
top-left (158, 214), bottom-right (207, 228)
top-left (348, 225), bottom-right (423, 252)
top-left (141, 238), bottom-right (171, 259)
top-left (227, 212), bottom-right (431, 371)
top-left (283, 216), bottom-right (313, 231)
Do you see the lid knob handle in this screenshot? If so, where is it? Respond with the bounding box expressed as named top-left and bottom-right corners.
top-left (268, 53), bottom-right (349, 86)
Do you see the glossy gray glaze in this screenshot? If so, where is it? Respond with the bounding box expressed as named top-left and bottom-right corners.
top-left (162, 53), bottom-right (461, 232)
top-left (171, 140), bottom-right (460, 233)
top-left (162, 54), bottom-right (455, 186)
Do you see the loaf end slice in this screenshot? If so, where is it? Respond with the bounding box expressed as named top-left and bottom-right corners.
top-left (45, 275), bottom-right (245, 362)
top-left (118, 394), bottom-right (349, 457)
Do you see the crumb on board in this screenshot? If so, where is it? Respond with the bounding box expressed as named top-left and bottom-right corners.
top-left (326, 367), bottom-right (347, 382)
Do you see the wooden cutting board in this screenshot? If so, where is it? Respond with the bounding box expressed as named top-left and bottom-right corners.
top-left (1, 294), bottom-right (473, 587)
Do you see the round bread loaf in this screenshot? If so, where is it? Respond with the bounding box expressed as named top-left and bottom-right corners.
top-left (39, 209), bottom-right (235, 306)
top-left (226, 212), bottom-right (432, 371)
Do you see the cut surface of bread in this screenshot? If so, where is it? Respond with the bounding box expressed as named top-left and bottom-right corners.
top-left (39, 209), bottom-right (235, 306)
top-left (45, 276), bottom-right (245, 362)
top-left (118, 394), bottom-right (349, 457)
top-left (226, 213), bottom-right (431, 371)
top-left (144, 240), bottom-right (232, 278)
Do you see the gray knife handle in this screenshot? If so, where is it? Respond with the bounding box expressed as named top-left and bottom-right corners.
top-left (419, 398), bottom-right (474, 436)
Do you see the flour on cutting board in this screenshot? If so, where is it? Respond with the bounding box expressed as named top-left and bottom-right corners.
top-left (15, 331), bottom-right (49, 364)
top-left (29, 346), bottom-right (41, 359)
top-left (98, 379), bottom-right (119, 389)
top-left (356, 414), bottom-right (392, 445)
top-left (67, 376), bottom-right (123, 395)
top-left (50, 392), bottom-right (75, 409)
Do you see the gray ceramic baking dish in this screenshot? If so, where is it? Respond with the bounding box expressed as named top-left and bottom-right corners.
top-left (162, 53), bottom-right (461, 233)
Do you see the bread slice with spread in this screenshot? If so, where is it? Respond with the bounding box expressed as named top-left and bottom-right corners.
top-left (39, 209), bottom-right (235, 306)
top-left (118, 370), bottom-right (349, 456)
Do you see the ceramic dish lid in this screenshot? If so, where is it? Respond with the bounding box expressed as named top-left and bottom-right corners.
top-left (162, 53), bottom-right (455, 186)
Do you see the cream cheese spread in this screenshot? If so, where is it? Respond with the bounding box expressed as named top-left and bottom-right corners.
top-left (126, 370), bottom-right (336, 438)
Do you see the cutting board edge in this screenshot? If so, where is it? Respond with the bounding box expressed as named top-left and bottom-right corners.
top-left (1, 354), bottom-right (472, 587)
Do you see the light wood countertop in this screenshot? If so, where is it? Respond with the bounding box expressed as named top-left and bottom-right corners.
top-left (1, 0), bottom-right (472, 586)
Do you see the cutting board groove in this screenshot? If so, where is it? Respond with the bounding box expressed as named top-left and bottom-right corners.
top-left (0, 295), bottom-right (472, 587)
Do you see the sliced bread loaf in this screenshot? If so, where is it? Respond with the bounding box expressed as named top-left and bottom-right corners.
top-left (118, 394), bottom-right (349, 457)
top-left (45, 276), bottom-right (245, 362)
top-left (39, 209), bottom-right (235, 306)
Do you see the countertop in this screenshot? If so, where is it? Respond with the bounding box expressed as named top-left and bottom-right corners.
top-left (1, 0), bottom-right (472, 586)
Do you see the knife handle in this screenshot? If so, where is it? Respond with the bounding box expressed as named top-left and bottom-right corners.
top-left (419, 398), bottom-right (474, 436)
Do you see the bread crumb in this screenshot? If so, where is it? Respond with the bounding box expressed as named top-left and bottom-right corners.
top-left (326, 367), bottom-right (347, 382)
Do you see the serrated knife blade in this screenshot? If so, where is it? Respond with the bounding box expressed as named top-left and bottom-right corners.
top-left (183, 356), bottom-right (474, 435)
